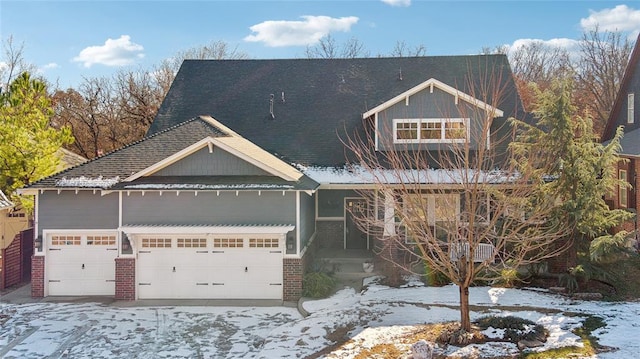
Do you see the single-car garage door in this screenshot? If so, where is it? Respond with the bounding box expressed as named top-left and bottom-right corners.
top-left (46, 232), bottom-right (118, 296)
top-left (137, 235), bottom-right (283, 300)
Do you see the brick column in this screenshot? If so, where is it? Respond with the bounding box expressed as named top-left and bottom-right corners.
top-left (283, 258), bottom-right (303, 301)
top-left (115, 257), bottom-right (135, 300)
top-left (31, 255), bottom-right (44, 297)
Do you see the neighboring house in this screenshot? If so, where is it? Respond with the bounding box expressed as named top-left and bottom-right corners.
top-left (0, 190), bottom-right (29, 290)
top-left (602, 34), bottom-right (640, 239)
top-left (1, 148), bottom-right (87, 290)
top-left (22, 55), bottom-right (525, 301)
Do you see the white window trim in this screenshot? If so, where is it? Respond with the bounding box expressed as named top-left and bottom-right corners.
top-left (628, 93), bottom-right (635, 124)
top-left (393, 118), bottom-right (469, 144)
top-left (619, 169), bottom-right (628, 208)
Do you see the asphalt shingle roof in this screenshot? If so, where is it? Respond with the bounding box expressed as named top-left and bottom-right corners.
top-left (150, 55), bottom-right (525, 167)
top-left (29, 117), bottom-right (227, 188)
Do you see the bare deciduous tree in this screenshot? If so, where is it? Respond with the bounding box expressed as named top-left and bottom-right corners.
top-left (574, 28), bottom-right (633, 136)
top-left (388, 40), bottom-right (427, 57)
top-left (343, 66), bottom-right (570, 332)
top-left (0, 35), bottom-right (38, 91)
top-left (305, 35), bottom-right (369, 59)
top-left (507, 40), bottom-right (572, 111)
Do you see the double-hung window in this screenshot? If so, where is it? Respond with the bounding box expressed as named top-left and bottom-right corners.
top-left (628, 93), bottom-right (635, 124)
top-left (619, 169), bottom-right (628, 208)
top-left (393, 118), bottom-right (468, 143)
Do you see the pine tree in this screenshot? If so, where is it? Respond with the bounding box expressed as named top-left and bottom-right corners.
top-left (0, 72), bottom-right (73, 208)
top-left (510, 78), bottom-right (633, 274)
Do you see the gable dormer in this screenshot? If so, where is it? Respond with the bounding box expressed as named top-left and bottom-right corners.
top-left (362, 78), bottom-right (503, 152)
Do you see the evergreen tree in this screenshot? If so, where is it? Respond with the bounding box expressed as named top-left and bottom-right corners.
top-left (0, 72), bottom-right (73, 207)
top-left (510, 78), bottom-right (634, 273)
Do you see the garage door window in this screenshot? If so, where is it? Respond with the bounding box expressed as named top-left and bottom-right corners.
top-left (214, 238), bottom-right (243, 248)
top-left (51, 235), bottom-right (81, 246)
top-left (87, 235), bottom-right (116, 245)
top-left (249, 238), bottom-right (279, 248)
top-left (177, 238), bottom-right (207, 248)
top-left (142, 238), bottom-right (172, 248)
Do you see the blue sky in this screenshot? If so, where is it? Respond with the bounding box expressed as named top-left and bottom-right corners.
top-left (2, 1), bottom-right (640, 89)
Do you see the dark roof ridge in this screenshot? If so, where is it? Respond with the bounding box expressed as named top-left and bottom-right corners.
top-left (28, 116), bottom-right (222, 187)
top-left (181, 54), bottom-right (506, 62)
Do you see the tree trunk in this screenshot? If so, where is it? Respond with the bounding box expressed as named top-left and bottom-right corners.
top-left (459, 285), bottom-right (471, 332)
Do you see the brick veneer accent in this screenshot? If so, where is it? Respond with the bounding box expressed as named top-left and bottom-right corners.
top-left (115, 257), bottom-right (135, 300)
top-left (31, 255), bottom-right (44, 297)
top-left (283, 258), bottom-right (303, 301)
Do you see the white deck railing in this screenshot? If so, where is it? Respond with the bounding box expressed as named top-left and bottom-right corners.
top-left (449, 243), bottom-right (495, 263)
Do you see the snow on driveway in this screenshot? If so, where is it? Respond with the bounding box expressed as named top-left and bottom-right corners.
top-left (2, 281), bottom-right (640, 358)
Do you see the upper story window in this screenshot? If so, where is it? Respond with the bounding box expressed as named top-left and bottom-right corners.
top-left (628, 93), bottom-right (635, 124)
top-left (393, 118), bottom-right (468, 144)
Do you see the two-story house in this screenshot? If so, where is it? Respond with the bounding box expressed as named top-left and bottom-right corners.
top-left (22, 55), bottom-right (525, 301)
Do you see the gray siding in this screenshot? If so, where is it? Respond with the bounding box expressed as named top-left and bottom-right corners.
top-left (155, 147), bottom-right (270, 176)
top-left (317, 189), bottom-right (359, 218)
top-left (38, 191), bottom-right (119, 236)
top-left (376, 87), bottom-right (483, 151)
top-left (299, 192), bottom-right (316, 250)
top-left (122, 191), bottom-right (295, 226)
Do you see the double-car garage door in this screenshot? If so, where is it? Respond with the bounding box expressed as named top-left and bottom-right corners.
top-left (137, 235), bottom-right (284, 300)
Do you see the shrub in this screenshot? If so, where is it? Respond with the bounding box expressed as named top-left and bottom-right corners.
top-left (423, 262), bottom-right (451, 286)
top-left (476, 315), bottom-right (548, 343)
top-left (302, 272), bottom-right (336, 298)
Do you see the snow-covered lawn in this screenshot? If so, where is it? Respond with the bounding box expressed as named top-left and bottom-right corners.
top-left (1, 280), bottom-right (639, 358)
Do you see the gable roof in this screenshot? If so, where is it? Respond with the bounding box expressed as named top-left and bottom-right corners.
top-left (23, 117), bottom-right (226, 190)
top-left (24, 115), bottom-right (318, 192)
top-left (150, 55), bottom-right (525, 167)
top-left (127, 116), bottom-right (304, 182)
top-left (362, 77), bottom-right (504, 119)
top-left (602, 33), bottom-right (640, 155)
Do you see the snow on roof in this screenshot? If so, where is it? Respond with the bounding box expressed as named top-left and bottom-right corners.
top-left (297, 164), bottom-right (517, 185)
top-left (122, 183), bottom-right (294, 190)
top-left (55, 176), bottom-right (121, 188)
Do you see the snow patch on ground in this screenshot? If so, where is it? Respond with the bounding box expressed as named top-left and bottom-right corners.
top-left (2, 285), bottom-right (640, 358)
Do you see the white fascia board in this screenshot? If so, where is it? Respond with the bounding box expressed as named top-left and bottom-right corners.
top-left (119, 224), bottom-right (296, 235)
top-left (362, 78), bottom-right (504, 119)
top-left (125, 137), bottom-right (217, 182)
top-left (17, 188), bottom-right (44, 196)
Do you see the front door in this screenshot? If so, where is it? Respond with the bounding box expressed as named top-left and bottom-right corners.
top-left (345, 198), bottom-right (368, 249)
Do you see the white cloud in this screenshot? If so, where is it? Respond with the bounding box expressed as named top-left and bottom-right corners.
top-left (42, 63), bottom-right (59, 70)
top-left (580, 4), bottom-right (640, 32)
top-left (73, 35), bottom-right (144, 68)
top-left (381, 0), bottom-right (411, 7)
top-left (244, 15), bottom-right (359, 47)
top-left (507, 38), bottom-right (582, 64)
top-left (509, 38), bottom-right (581, 53)
top-left (36, 63), bottom-right (59, 75)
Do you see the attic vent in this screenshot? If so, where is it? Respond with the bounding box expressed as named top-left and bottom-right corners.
top-left (281, 91), bottom-right (285, 103)
top-left (269, 94), bottom-right (275, 120)
top-left (398, 68), bottom-right (403, 81)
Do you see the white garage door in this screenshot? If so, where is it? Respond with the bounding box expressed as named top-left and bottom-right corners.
top-left (137, 236), bottom-right (283, 300)
top-left (46, 233), bottom-right (118, 296)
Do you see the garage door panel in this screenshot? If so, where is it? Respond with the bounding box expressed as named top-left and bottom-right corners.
top-left (137, 235), bottom-right (284, 300)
